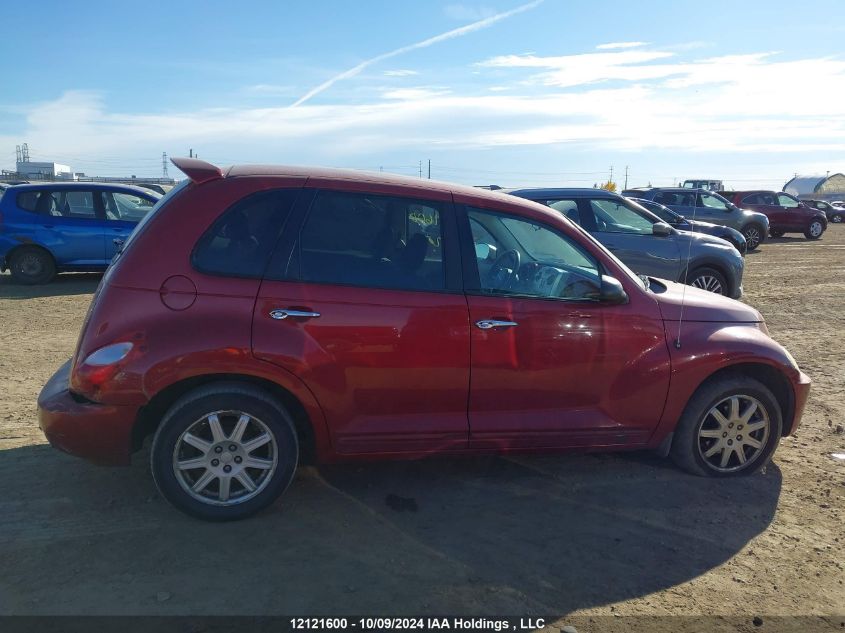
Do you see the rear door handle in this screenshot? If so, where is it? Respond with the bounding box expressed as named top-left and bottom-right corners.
top-left (270, 309), bottom-right (321, 320)
top-left (475, 319), bottom-right (518, 330)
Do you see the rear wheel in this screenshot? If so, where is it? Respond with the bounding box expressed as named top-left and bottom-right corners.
top-left (688, 267), bottom-right (728, 296)
top-left (151, 383), bottom-right (299, 521)
top-left (804, 219), bottom-right (824, 240)
top-left (9, 247), bottom-right (56, 284)
top-left (830, 213), bottom-right (843, 223)
top-left (671, 376), bottom-right (782, 477)
top-left (741, 224), bottom-right (764, 251)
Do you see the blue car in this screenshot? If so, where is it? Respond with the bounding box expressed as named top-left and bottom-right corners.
top-left (0, 182), bottom-right (160, 284)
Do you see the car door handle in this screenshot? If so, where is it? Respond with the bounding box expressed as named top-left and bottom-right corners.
top-left (269, 309), bottom-right (321, 320)
top-left (475, 319), bottom-right (518, 330)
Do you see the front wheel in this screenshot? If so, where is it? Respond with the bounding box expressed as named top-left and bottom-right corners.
top-left (688, 267), bottom-right (728, 296)
top-left (670, 376), bottom-right (782, 477)
top-left (151, 383), bottom-right (299, 521)
top-left (830, 213), bottom-right (843, 224)
top-left (741, 224), bottom-right (765, 251)
top-left (804, 219), bottom-right (825, 240)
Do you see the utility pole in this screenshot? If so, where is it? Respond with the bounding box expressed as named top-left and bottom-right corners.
top-left (419, 160), bottom-right (422, 179)
top-left (428, 159), bottom-right (431, 179)
top-left (609, 165), bottom-right (614, 184)
top-left (162, 152), bottom-right (169, 178)
top-left (624, 165), bottom-right (629, 190)
top-left (189, 148), bottom-right (193, 158)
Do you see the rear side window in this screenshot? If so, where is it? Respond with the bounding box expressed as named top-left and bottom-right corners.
top-left (296, 190), bottom-right (446, 291)
top-left (16, 191), bottom-right (40, 212)
top-left (192, 189), bottom-right (299, 278)
top-left (654, 191), bottom-right (695, 206)
top-left (16, 190), bottom-right (97, 217)
top-left (742, 192), bottom-right (777, 205)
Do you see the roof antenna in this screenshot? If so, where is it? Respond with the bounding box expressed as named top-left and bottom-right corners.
top-left (674, 188), bottom-right (700, 349)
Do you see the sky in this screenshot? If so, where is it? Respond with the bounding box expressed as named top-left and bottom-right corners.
top-left (2, 0), bottom-right (845, 189)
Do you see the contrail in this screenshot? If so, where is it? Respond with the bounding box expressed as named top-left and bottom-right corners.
top-left (290, 0), bottom-right (545, 108)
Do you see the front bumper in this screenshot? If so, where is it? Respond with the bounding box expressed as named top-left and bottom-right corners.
top-left (37, 360), bottom-right (139, 466)
top-left (786, 370), bottom-right (812, 436)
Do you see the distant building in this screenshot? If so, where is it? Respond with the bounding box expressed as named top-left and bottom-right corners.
top-left (783, 173), bottom-right (845, 200)
top-left (15, 161), bottom-right (73, 180)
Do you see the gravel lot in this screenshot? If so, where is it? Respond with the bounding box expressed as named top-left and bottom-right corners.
top-left (0, 228), bottom-right (843, 623)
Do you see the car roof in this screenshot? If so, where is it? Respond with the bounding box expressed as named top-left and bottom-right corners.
top-left (506, 187), bottom-right (622, 199)
top-left (5, 182), bottom-right (160, 197)
top-left (172, 158), bottom-right (568, 227)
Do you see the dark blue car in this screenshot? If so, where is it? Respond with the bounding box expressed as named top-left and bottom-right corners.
top-left (0, 182), bottom-right (160, 284)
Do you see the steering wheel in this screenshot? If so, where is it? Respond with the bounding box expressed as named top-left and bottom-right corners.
top-left (488, 249), bottom-right (521, 290)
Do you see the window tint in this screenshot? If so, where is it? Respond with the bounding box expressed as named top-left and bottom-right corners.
top-left (16, 191), bottom-right (40, 212)
top-left (102, 191), bottom-right (156, 221)
top-left (777, 193), bottom-right (799, 208)
top-left (19, 190), bottom-right (97, 217)
top-left (298, 190), bottom-right (445, 291)
top-left (589, 199), bottom-right (654, 235)
top-left (468, 207), bottom-right (600, 301)
top-left (192, 189), bottom-right (299, 278)
top-left (547, 199), bottom-right (581, 223)
top-left (654, 191), bottom-right (695, 206)
top-left (743, 192), bottom-right (777, 205)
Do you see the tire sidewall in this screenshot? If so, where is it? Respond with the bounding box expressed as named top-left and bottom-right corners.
top-left (151, 389), bottom-right (299, 521)
top-left (805, 220), bottom-right (824, 240)
top-left (742, 224), bottom-right (763, 250)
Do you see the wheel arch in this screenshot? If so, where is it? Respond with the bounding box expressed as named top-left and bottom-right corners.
top-left (682, 362), bottom-right (795, 438)
top-left (132, 373), bottom-right (325, 464)
top-left (5, 241), bottom-right (57, 270)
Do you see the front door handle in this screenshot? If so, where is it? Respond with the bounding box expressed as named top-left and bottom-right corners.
top-left (270, 309), bottom-right (321, 320)
top-left (475, 319), bottom-right (518, 330)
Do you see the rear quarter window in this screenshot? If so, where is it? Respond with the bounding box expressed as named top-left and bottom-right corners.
top-left (192, 188), bottom-right (300, 278)
top-left (16, 191), bottom-right (40, 212)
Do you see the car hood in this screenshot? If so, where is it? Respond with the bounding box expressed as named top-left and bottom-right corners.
top-left (686, 218), bottom-right (719, 229)
top-left (653, 279), bottom-right (762, 323)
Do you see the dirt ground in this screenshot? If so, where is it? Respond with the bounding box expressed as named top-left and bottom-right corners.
top-left (0, 227), bottom-right (843, 624)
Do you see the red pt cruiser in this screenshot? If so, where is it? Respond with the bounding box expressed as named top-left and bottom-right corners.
top-left (38, 159), bottom-right (811, 520)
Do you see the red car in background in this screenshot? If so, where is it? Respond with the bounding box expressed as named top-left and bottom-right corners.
top-left (719, 190), bottom-right (827, 240)
top-left (37, 159), bottom-right (811, 520)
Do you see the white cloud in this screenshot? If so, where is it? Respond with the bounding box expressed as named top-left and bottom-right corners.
top-left (596, 41), bottom-right (648, 50)
top-left (383, 69), bottom-right (419, 77)
top-left (381, 87), bottom-right (451, 100)
top-left (290, 0), bottom-right (544, 106)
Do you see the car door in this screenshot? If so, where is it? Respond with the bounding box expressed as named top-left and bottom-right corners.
top-left (776, 193), bottom-right (804, 231)
top-left (556, 197), bottom-right (681, 280)
top-left (253, 187), bottom-right (471, 455)
top-left (99, 190), bottom-right (157, 258)
top-left (458, 202), bottom-right (670, 449)
top-left (30, 188), bottom-right (107, 266)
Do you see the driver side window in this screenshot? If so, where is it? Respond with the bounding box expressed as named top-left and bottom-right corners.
top-left (467, 207), bottom-right (600, 300)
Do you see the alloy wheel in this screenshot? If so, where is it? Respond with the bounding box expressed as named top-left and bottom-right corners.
top-left (697, 395), bottom-right (770, 473)
top-left (743, 227), bottom-right (761, 249)
top-left (172, 410), bottom-right (278, 506)
top-left (809, 221), bottom-right (823, 237)
top-left (690, 274), bottom-right (724, 295)
top-left (19, 253), bottom-right (44, 277)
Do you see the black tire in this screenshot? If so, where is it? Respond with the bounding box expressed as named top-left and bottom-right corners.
top-left (9, 247), bottom-right (56, 284)
top-left (804, 219), bottom-right (825, 240)
top-left (688, 266), bottom-right (729, 296)
top-left (769, 230), bottom-right (784, 238)
top-left (741, 223), bottom-right (765, 251)
top-left (151, 382), bottom-right (299, 521)
top-left (670, 375), bottom-right (782, 477)
top-left (830, 213), bottom-right (843, 224)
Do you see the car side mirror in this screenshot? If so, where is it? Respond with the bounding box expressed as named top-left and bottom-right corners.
top-left (600, 275), bottom-right (629, 304)
top-left (652, 222), bottom-right (672, 237)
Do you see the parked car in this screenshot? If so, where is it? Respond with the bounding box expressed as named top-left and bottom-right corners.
top-left (509, 188), bottom-right (744, 298)
top-left (682, 179), bottom-right (723, 191)
top-left (718, 191), bottom-right (827, 240)
top-left (0, 182), bottom-right (160, 284)
top-left (822, 200), bottom-right (844, 224)
top-left (625, 188), bottom-right (770, 251)
top-left (35, 158), bottom-right (811, 520)
top-left (628, 197), bottom-right (747, 254)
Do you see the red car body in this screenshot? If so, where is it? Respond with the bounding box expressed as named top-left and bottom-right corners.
top-left (719, 190), bottom-right (827, 239)
top-left (37, 159), bottom-right (810, 518)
